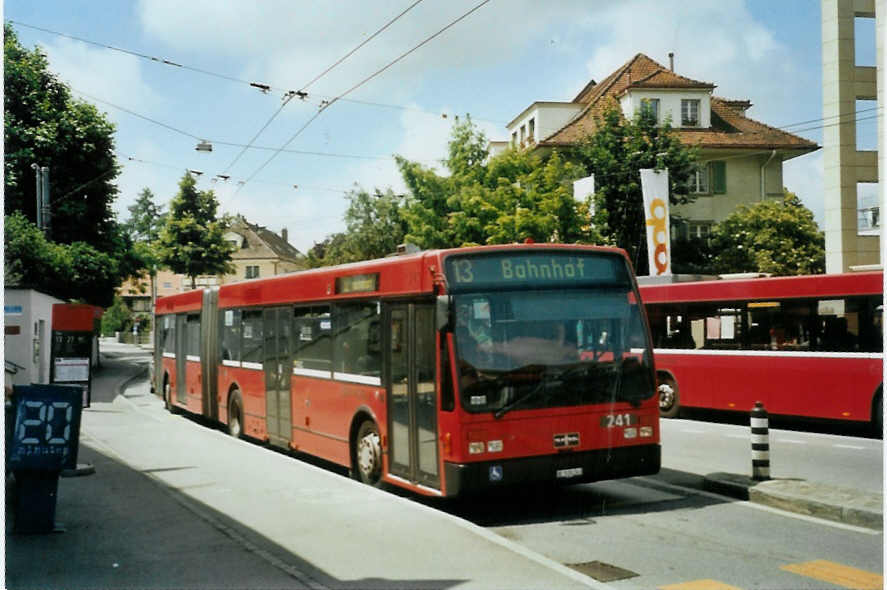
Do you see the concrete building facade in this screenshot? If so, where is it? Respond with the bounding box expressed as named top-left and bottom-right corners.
top-left (822, 0), bottom-right (883, 272)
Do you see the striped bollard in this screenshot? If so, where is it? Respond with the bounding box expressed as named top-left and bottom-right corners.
top-left (751, 401), bottom-right (770, 481)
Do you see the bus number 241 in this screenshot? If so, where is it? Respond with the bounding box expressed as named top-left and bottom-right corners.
top-left (600, 413), bottom-right (637, 428)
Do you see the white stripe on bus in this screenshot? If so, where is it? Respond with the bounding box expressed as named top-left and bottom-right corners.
top-left (186, 355), bottom-right (200, 362)
top-left (222, 359), bottom-right (241, 368)
top-left (333, 372), bottom-right (382, 386)
top-left (293, 368), bottom-right (332, 379)
top-left (653, 348), bottom-right (882, 360)
top-left (241, 361), bottom-right (263, 371)
top-left (162, 352), bottom-right (175, 359)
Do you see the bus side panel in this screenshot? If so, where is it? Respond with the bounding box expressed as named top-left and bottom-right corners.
top-left (655, 351), bottom-right (882, 421)
top-left (293, 377), bottom-right (385, 468)
top-left (185, 359), bottom-right (203, 413)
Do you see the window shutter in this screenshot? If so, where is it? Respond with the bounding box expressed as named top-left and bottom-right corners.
top-left (711, 161), bottom-right (727, 194)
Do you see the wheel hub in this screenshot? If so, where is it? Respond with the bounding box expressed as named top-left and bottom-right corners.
top-left (357, 431), bottom-right (381, 477)
top-left (658, 383), bottom-right (675, 410)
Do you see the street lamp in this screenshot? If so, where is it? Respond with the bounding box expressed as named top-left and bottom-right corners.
top-left (195, 140), bottom-right (213, 152)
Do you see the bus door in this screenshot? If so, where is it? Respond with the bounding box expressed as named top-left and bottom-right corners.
top-left (175, 314), bottom-right (187, 405)
top-left (264, 307), bottom-right (293, 448)
top-left (387, 303), bottom-right (439, 489)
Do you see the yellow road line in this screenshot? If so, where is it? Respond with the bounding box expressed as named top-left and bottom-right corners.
top-left (781, 560), bottom-right (883, 589)
top-left (658, 580), bottom-right (743, 590)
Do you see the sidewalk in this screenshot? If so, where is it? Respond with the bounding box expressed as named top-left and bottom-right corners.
top-left (6, 372), bottom-right (610, 590)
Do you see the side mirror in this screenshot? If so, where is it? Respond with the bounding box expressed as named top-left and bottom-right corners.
top-left (436, 295), bottom-right (452, 332)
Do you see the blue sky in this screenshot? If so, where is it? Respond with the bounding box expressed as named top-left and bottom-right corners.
top-left (5, 1), bottom-right (878, 253)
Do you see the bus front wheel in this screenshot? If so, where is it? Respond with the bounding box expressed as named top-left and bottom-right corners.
top-left (228, 390), bottom-right (244, 439)
top-left (658, 375), bottom-right (680, 419)
top-left (353, 420), bottom-right (382, 486)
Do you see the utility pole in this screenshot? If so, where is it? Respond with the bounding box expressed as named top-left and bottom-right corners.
top-left (41, 166), bottom-right (51, 237)
top-left (31, 164), bottom-right (43, 230)
top-left (30, 164), bottom-right (51, 235)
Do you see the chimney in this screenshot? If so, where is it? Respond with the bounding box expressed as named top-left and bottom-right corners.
top-left (668, 52), bottom-right (674, 71)
top-left (281, 227), bottom-right (289, 243)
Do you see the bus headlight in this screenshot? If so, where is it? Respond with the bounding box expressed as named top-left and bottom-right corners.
top-left (469, 441), bottom-right (485, 454)
top-left (624, 427), bottom-right (638, 439)
top-left (640, 426), bottom-right (654, 438)
top-left (487, 440), bottom-right (503, 453)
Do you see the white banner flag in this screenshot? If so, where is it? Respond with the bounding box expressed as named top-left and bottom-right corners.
top-left (640, 168), bottom-right (671, 276)
top-left (572, 175), bottom-right (595, 203)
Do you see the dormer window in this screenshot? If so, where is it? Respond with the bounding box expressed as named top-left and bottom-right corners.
top-left (681, 99), bottom-right (700, 127)
top-left (639, 98), bottom-right (660, 122)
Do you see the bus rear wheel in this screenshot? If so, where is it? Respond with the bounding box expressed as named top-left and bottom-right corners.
top-left (228, 390), bottom-right (244, 439)
top-left (658, 375), bottom-right (680, 419)
top-left (164, 377), bottom-right (179, 414)
top-left (353, 420), bottom-right (382, 486)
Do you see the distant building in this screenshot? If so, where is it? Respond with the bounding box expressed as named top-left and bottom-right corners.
top-left (821, 0), bottom-right (882, 273)
top-left (117, 216), bottom-right (306, 332)
top-left (490, 53), bottom-right (820, 242)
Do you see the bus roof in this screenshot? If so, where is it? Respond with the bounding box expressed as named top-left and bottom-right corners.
top-left (155, 243), bottom-right (631, 313)
top-left (638, 271), bottom-right (883, 304)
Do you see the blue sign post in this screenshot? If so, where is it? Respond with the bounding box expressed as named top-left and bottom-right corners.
top-left (8, 384), bottom-right (83, 533)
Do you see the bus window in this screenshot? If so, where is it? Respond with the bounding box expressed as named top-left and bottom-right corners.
top-left (161, 315), bottom-right (176, 354)
top-left (221, 309), bottom-right (242, 362)
top-left (746, 300), bottom-right (814, 351)
top-left (815, 297), bottom-right (880, 352)
top-left (293, 306), bottom-right (332, 374)
top-left (684, 303), bottom-right (742, 350)
top-left (242, 310), bottom-right (264, 365)
top-left (334, 302), bottom-right (381, 379)
top-left (186, 314), bottom-right (201, 358)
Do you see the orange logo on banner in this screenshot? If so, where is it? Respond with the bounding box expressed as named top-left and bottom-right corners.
top-left (645, 197), bottom-right (669, 275)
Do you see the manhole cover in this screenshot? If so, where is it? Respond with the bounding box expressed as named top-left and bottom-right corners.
top-left (565, 561), bottom-right (639, 582)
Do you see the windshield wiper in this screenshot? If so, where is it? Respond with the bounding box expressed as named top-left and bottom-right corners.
top-left (493, 375), bottom-right (549, 419)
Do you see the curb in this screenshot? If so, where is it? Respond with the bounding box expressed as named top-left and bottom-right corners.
top-left (704, 472), bottom-right (883, 530)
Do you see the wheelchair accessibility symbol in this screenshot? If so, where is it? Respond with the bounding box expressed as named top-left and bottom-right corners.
top-left (489, 465), bottom-right (503, 482)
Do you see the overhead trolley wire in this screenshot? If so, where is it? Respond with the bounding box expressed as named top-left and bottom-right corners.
top-left (223, 0), bottom-right (424, 174)
top-left (237, 0), bottom-right (491, 191)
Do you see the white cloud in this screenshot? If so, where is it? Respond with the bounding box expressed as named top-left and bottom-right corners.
top-left (41, 37), bottom-right (162, 117)
top-left (783, 151), bottom-right (824, 225)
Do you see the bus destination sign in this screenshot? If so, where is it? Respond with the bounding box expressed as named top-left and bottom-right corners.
top-left (445, 251), bottom-right (628, 292)
top-left (336, 273), bottom-right (379, 294)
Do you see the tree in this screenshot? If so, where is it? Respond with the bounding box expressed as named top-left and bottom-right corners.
top-left (709, 190), bottom-right (825, 276)
top-left (101, 296), bottom-right (132, 336)
top-left (4, 24), bottom-right (120, 251)
top-left (157, 173), bottom-right (235, 288)
top-left (398, 117), bottom-right (598, 249)
top-left (572, 106), bottom-right (697, 274)
top-left (125, 188), bottom-right (166, 243)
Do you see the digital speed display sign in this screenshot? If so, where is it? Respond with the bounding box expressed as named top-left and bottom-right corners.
top-left (8, 385), bottom-right (83, 472)
top-left (444, 251), bottom-right (630, 292)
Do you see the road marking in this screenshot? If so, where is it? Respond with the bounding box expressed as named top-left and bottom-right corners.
top-left (775, 439), bottom-right (806, 444)
top-left (680, 429), bottom-right (707, 434)
top-left (724, 434), bottom-right (747, 439)
top-left (659, 580), bottom-right (742, 590)
top-left (833, 444), bottom-right (865, 450)
top-left (781, 560), bottom-right (883, 589)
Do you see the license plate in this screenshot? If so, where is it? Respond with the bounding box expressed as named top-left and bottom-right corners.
top-left (556, 467), bottom-right (583, 479)
top-left (600, 413), bottom-right (638, 428)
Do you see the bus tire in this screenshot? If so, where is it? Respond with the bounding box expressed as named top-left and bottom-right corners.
top-left (353, 420), bottom-right (382, 486)
top-left (658, 374), bottom-right (680, 419)
top-left (163, 376), bottom-right (179, 414)
top-left (227, 390), bottom-right (244, 439)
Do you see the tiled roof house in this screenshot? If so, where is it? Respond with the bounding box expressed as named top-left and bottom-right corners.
top-left (491, 53), bottom-right (820, 240)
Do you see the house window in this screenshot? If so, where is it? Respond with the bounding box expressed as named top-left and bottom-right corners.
top-left (710, 161), bottom-right (726, 194)
top-left (688, 222), bottom-right (712, 240)
top-left (639, 98), bottom-right (660, 121)
top-left (520, 124), bottom-right (526, 146)
top-left (681, 99), bottom-right (700, 127)
top-left (689, 165), bottom-right (710, 194)
top-left (245, 265), bottom-right (260, 279)
top-left (511, 131), bottom-right (517, 146)
top-left (528, 118), bottom-right (535, 143)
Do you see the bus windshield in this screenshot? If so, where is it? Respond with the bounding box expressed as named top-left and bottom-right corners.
top-left (453, 288), bottom-right (654, 416)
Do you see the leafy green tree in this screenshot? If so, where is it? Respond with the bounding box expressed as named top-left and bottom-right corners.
top-left (157, 173), bottom-right (235, 288)
top-left (710, 190), bottom-right (825, 276)
top-left (4, 23), bottom-right (120, 251)
top-left (4, 212), bottom-right (122, 307)
top-left (101, 296), bottom-right (132, 336)
top-left (572, 106), bottom-right (697, 274)
top-left (125, 188), bottom-right (166, 243)
top-left (398, 117), bottom-right (598, 249)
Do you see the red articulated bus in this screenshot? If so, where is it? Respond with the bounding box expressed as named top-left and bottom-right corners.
top-left (639, 271), bottom-right (883, 429)
top-left (154, 244), bottom-right (660, 497)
